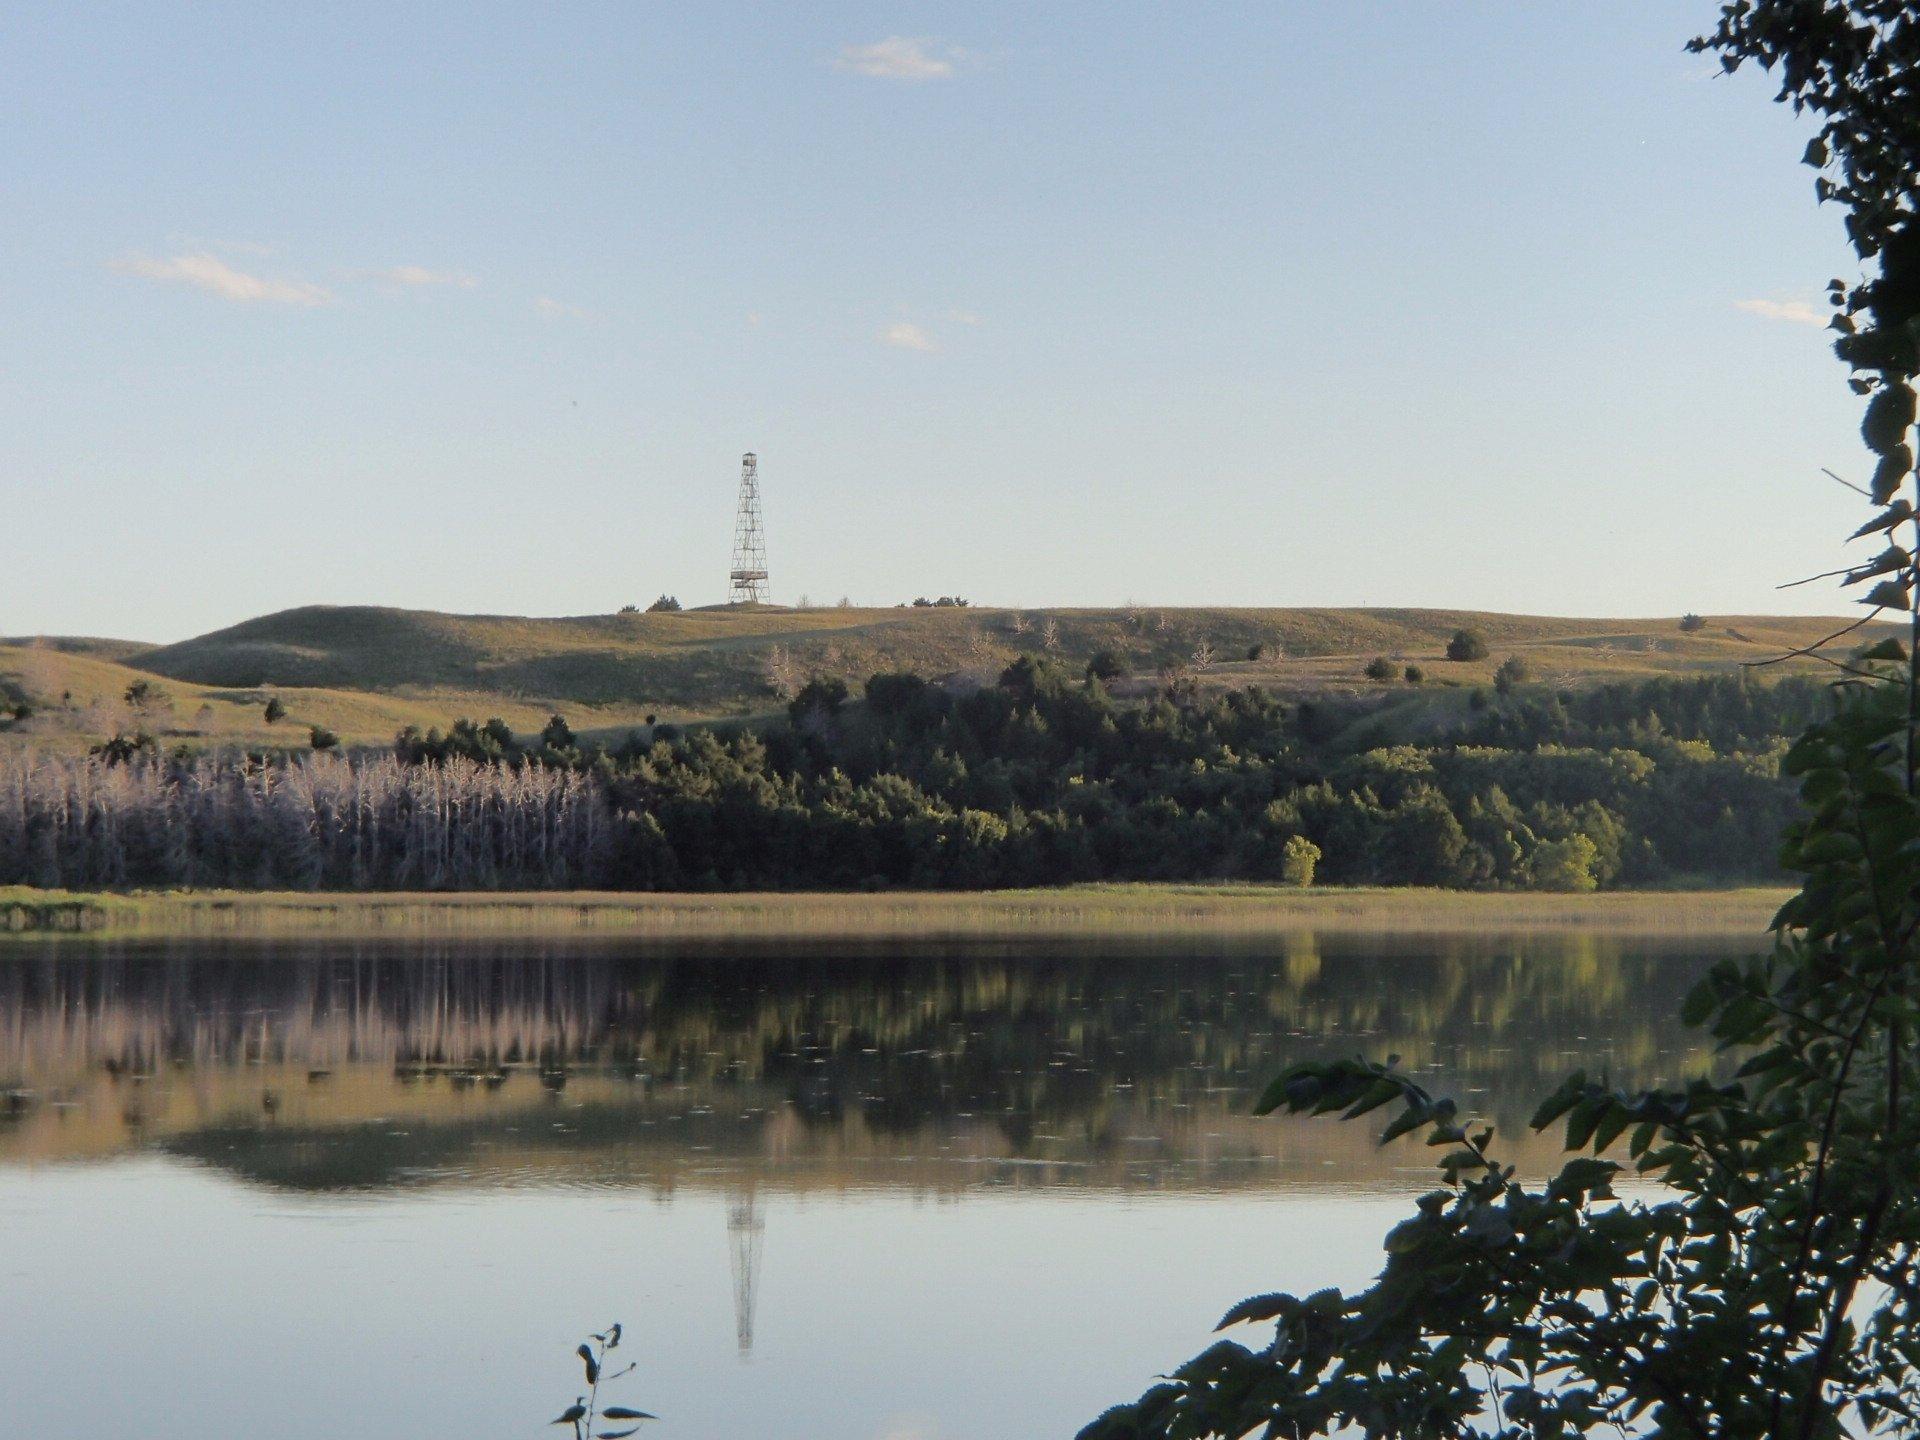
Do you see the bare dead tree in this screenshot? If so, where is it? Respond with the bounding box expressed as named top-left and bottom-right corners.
top-left (762, 644), bottom-right (800, 700)
top-left (1040, 618), bottom-right (1060, 650)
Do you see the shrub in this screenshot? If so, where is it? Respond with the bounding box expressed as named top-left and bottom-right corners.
top-left (1680, 612), bottom-right (1708, 632)
top-left (1446, 628), bottom-right (1489, 662)
top-left (1279, 834), bottom-right (1319, 887)
top-left (1363, 656), bottom-right (1395, 681)
top-left (540, 714), bottom-right (576, 751)
top-left (1086, 650), bottom-right (1128, 682)
top-left (1403, 665), bottom-right (1424, 684)
top-left (89, 732), bottom-right (156, 764)
top-left (646, 595), bottom-right (683, 613)
top-left (1493, 654), bottom-right (1531, 694)
top-left (309, 726), bottom-right (340, 751)
top-left (788, 676), bottom-right (849, 727)
top-left (124, 679), bottom-right (170, 713)
top-left (263, 696), bottom-right (286, 724)
top-left (1527, 832), bottom-right (1598, 891)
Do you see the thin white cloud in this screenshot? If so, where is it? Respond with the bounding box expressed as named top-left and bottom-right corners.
top-left (1735, 297), bottom-right (1825, 326)
top-left (880, 321), bottom-right (937, 352)
top-left (836, 36), bottom-right (961, 81)
top-left (535, 296), bottom-right (596, 321)
top-left (365, 265), bottom-right (478, 289)
top-left (110, 252), bottom-right (331, 306)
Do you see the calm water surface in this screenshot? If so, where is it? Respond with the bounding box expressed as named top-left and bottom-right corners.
top-left (0, 932), bottom-right (1751, 1438)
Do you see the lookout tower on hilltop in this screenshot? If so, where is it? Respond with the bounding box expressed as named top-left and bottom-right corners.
top-left (728, 452), bottom-right (769, 604)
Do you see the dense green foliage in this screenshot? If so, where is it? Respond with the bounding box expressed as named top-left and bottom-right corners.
top-left (0, 667), bottom-right (1817, 892)
top-left (591, 664), bottom-right (1812, 891)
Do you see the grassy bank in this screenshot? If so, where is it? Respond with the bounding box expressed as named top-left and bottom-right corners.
top-left (0, 883), bottom-right (1790, 943)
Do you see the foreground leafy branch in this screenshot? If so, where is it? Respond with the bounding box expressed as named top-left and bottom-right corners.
top-left (1083, 3), bottom-right (1920, 1436)
top-left (549, 1324), bottom-right (655, 1439)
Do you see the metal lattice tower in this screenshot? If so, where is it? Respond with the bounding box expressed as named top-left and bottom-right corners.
top-left (728, 452), bottom-right (769, 605)
top-left (727, 1190), bottom-right (765, 1356)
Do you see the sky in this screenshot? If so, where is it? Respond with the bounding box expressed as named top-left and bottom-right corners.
top-left (0, 3), bottom-right (1882, 642)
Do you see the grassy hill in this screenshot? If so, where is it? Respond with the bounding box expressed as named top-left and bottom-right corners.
top-left (0, 603), bottom-right (1888, 752)
top-left (0, 643), bottom-right (653, 755)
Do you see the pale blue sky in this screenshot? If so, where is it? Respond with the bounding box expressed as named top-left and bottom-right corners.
top-left (0, 3), bottom-right (1873, 641)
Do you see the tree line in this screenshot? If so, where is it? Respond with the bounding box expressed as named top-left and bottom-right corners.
top-left (0, 661), bottom-right (1821, 892)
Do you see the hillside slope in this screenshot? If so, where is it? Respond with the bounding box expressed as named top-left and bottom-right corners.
top-left (2, 603), bottom-right (1884, 753)
top-left (0, 644), bottom-right (656, 755)
top-left (131, 603), bottom-right (1881, 713)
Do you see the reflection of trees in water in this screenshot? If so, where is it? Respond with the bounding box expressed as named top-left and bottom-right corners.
top-left (0, 934), bottom-right (1737, 1186)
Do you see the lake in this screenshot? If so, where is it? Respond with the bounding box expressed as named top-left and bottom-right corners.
top-left (0, 930), bottom-right (1753, 1438)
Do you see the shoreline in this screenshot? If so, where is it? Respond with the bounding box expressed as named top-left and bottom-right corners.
top-left (0, 883), bottom-right (1790, 943)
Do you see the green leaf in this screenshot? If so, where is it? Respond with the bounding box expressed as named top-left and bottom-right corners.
top-left (1378, 1104), bottom-right (1429, 1145)
top-left (1565, 1096), bottom-right (1607, 1151)
top-left (1530, 1076), bottom-right (1584, 1131)
top-left (1216, 1293), bottom-right (1295, 1329)
top-left (1342, 1076), bottom-right (1403, 1120)
top-left (1851, 500), bottom-right (1913, 538)
top-left (1592, 1106), bottom-right (1632, 1153)
top-left (1860, 579), bottom-right (1911, 610)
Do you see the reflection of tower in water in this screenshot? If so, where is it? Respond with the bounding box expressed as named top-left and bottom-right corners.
top-left (728, 1189), bottom-right (764, 1356)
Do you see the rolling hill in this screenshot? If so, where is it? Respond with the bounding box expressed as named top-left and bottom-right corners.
top-left (0, 602), bottom-right (1889, 752)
